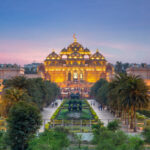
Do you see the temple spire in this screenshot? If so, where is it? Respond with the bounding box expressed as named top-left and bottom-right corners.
top-left (73, 33), bottom-right (77, 42)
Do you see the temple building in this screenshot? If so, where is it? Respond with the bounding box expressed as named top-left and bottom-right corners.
top-left (39, 36), bottom-right (114, 93)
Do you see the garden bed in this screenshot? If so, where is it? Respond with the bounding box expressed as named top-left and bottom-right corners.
top-left (48, 99), bottom-right (99, 131)
top-left (51, 99), bottom-right (98, 120)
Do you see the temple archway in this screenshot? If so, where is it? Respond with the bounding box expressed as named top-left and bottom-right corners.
top-left (73, 72), bottom-right (78, 81)
top-left (84, 55), bottom-right (89, 59)
top-left (62, 55), bottom-right (67, 59)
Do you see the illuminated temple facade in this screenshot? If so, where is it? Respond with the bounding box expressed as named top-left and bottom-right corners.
top-left (39, 36), bottom-right (114, 89)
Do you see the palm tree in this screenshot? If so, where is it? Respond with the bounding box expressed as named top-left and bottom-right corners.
top-left (118, 75), bottom-right (149, 131)
top-left (115, 61), bottom-right (123, 73)
top-left (108, 74), bottom-right (149, 132)
top-left (108, 73), bottom-right (128, 117)
top-left (1, 88), bottom-right (28, 117)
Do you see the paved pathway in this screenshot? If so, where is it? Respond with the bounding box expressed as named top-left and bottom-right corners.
top-left (39, 99), bottom-right (62, 132)
top-left (87, 99), bottom-right (142, 136)
top-left (87, 99), bottom-right (116, 126)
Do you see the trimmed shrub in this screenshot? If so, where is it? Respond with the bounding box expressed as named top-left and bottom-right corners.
top-left (107, 120), bottom-right (120, 131)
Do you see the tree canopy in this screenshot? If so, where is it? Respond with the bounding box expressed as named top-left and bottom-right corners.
top-left (1, 76), bottom-right (60, 117)
top-left (91, 73), bottom-right (150, 132)
top-left (7, 101), bottom-right (42, 150)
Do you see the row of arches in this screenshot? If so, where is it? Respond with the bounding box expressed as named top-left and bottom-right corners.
top-left (68, 72), bottom-right (107, 82)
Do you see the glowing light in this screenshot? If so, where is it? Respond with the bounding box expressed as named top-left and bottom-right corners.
top-left (42, 37), bottom-right (114, 86)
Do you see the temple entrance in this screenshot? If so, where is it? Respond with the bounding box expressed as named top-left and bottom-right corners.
top-left (68, 72), bottom-right (71, 81)
top-left (73, 72), bottom-right (78, 81)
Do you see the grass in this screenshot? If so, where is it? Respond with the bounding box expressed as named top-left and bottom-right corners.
top-left (81, 109), bottom-right (93, 120)
top-left (54, 99), bottom-right (95, 120)
top-left (56, 108), bottom-right (94, 120)
top-left (63, 100), bottom-right (89, 108)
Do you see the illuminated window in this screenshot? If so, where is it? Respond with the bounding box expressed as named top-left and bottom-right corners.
top-left (73, 72), bottom-right (78, 79)
top-left (80, 73), bottom-right (83, 79)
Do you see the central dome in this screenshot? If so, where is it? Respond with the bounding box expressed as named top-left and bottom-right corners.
top-left (67, 42), bottom-right (84, 52)
top-left (60, 35), bottom-right (91, 55)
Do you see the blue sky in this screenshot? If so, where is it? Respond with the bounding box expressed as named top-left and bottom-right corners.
top-left (0, 0), bottom-right (150, 65)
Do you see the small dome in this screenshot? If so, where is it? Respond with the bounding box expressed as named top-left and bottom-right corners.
top-left (90, 50), bottom-right (105, 60)
top-left (46, 51), bottom-right (60, 60)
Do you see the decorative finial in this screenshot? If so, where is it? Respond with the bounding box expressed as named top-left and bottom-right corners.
top-left (73, 33), bottom-right (77, 42)
top-left (52, 49), bottom-right (55, 52)
top-left (96, 49), bottom-right (99, 52)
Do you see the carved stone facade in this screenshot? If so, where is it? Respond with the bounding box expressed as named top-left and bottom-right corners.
top-left (39, 37), bottom-right (114, 88)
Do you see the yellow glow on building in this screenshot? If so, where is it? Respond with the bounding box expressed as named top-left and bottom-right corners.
top-left (39, 36), bottom-right (114, 88)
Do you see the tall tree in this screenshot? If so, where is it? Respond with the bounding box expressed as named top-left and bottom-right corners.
top-left (7, 101), bottom-right (42, 150)
top-left (119, 75), bottom-right (149, 131)
top-left (96, 82), bottom-right (109, 106)
top-left (3, 76), bottom-right (60, 110)
top-left (4, 76), bottom-right (28, 89)
top-left (108, 74), bottom-right (149, 131)
top-left (115, 61), bottom-right (123, 73)
top-left (90, 79), bottom-right (107, 97)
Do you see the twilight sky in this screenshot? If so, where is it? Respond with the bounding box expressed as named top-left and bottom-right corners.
top-left (0, 0), bottom-right (150, 66)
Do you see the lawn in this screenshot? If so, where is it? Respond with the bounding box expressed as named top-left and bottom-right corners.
top-left (56, 108), bottom-right (94, 120)
top-left (55, 99), bottom-right (94, 120)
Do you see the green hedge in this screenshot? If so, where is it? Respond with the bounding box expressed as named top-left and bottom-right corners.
top-left (84, 100), bottom-right (99, 120)
top-left (51, 100), bottom-right (66, 120)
